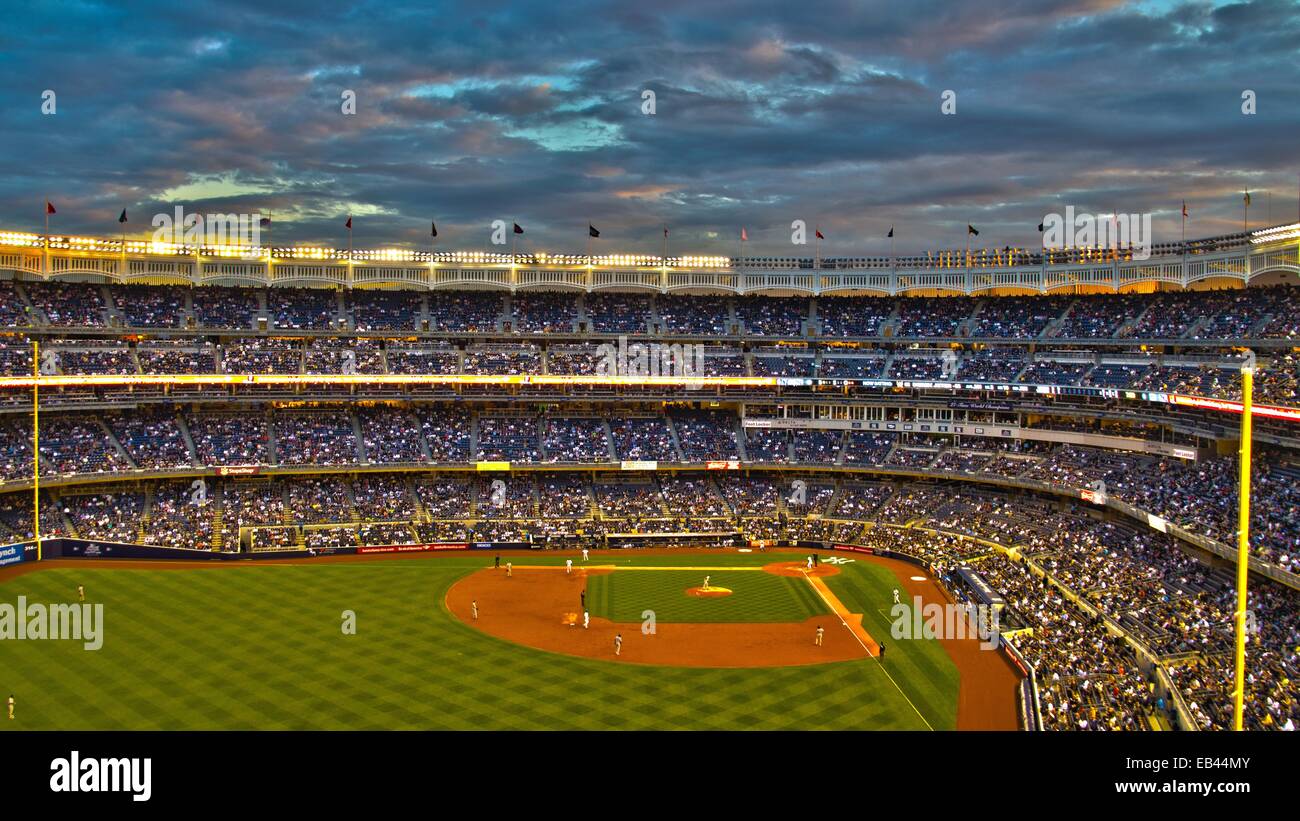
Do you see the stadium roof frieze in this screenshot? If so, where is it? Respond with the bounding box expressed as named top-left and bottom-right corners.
top-left (3, 225), bottom-right (1297, 296)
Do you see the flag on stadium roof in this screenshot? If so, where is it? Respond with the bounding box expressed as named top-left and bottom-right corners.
top-left (968, 224), bottom-right (979, 236)
top-left (345, 216), bottom-right (352, 230)
top-left (513, 222), bottom-right (524, 234)
top-left (589, 224), bottom-right (600, 238)
top-left (887, 226), bottom-right (893, 238)
top-left (430, 221), bottom-right (437, 237)
top-left (45, 201), bottom-right (56, 215)
top-left (815, 228), bottom-right (824, 240)
top-left (118, 209), bottom-right (128, 224)
top-left (260, 215), bottom-right (271, 227)
top-left (741, 227), bottom-right (748, 241)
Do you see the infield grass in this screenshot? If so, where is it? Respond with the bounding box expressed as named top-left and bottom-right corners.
top-left (586, 568), bottom-right (827, 622)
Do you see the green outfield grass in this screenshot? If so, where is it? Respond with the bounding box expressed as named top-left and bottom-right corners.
top-left (0, 552), bottom-right (959, 730)
top-left (586, 568), bottom-right (828, 622)
top-left (824, 561), bottom-right (961, 730)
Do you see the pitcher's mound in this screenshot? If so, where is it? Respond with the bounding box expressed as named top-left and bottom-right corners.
top-left (686, 586), bottom-right (732, 598)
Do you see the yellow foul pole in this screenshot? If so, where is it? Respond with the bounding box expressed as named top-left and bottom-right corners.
top-left (1232, 354), bottom-right (1254, 731)
top-left (32, 341), bottom-right (41, 561)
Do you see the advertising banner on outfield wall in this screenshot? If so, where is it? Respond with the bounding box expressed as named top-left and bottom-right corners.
top-left (0, 542), bottom-right (31, 568)
top-left (48, 538), bottom-right (346, 561)
top-left (832, 543), bottom-right (875, 555)
top-left (356, 543), bottom-right (469, 554)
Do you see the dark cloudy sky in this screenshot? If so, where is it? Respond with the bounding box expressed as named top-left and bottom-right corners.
top-left (2, 0), bottom-right (1298, 255)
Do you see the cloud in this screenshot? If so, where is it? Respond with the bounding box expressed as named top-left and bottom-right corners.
top-left (0, 0), bottom-right (1297, 254)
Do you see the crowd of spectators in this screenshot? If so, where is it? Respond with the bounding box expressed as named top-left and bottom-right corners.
top-left (969, 296), bottom-right (1069, 338)
top-left (428, 292), bottom-right (502, 332)
top-left (274, 413), bottom-right (359, 465)
top-left (24, 281), bottom-right (107, 327)
top-left (222, 337), bottom-right (302, 374)
top-left (511, 293), bottom-right (578, 333)
top-left (349, 290), bottom-right (422, 332)
top-left (585, 294), bottom-right (649, 334)
top-left (657, 295), bottom-right (729, 335)
top-left (7, 283), bottom-right (1300, 346)
top-left (542, 417), bottom-right (610, 462)
top-left (477, 416), bottom-right (540, 462)
top-left (37, 418), bottom-right (131, 474)
top-left (45, 340), bottom-right (135, 375)
top-left (270, 287), bottom-right (340, 330)
top-left (144, 480), bottom-right (213, 549)
top-left (105, 413), bottom-right (192, 469)
top-left (187, 413), bottom-right (268, 465)
top-left (736, 296), bottom-right (807, 336)
top-left (60, 490), bottom-right (141, 542)
top-left (191, 286), bottom-right (260, 329)
top-left (671, 411), bottom-right (738, 460)
top-left (818, 355), bottom-right (887, 378)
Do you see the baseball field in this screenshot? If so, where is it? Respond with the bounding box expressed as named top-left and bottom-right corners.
top-left (0, 549), bottom-right (1020, 730)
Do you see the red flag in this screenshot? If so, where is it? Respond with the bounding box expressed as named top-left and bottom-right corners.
top-left (741, 228), bottom-right (748, 241)
top-left (815, 229), bottom-right (824, 240)
top-left (345, 216), bottom-right (352, 230)
top-left (1182, 201), bottom-right (1188, 218)
top-left (45, 201), bottom-right (56, 215)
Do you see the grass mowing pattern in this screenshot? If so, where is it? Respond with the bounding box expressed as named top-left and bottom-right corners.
top-left (823, 560), bottom-right (960, 730)
top-left (586, 569), bottom-right (827, 623)
top-left (0, 555), bottom-right (953, 730)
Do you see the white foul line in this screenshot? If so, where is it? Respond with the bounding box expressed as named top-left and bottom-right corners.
top-left (799, 568), bottom-right (934, 731)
